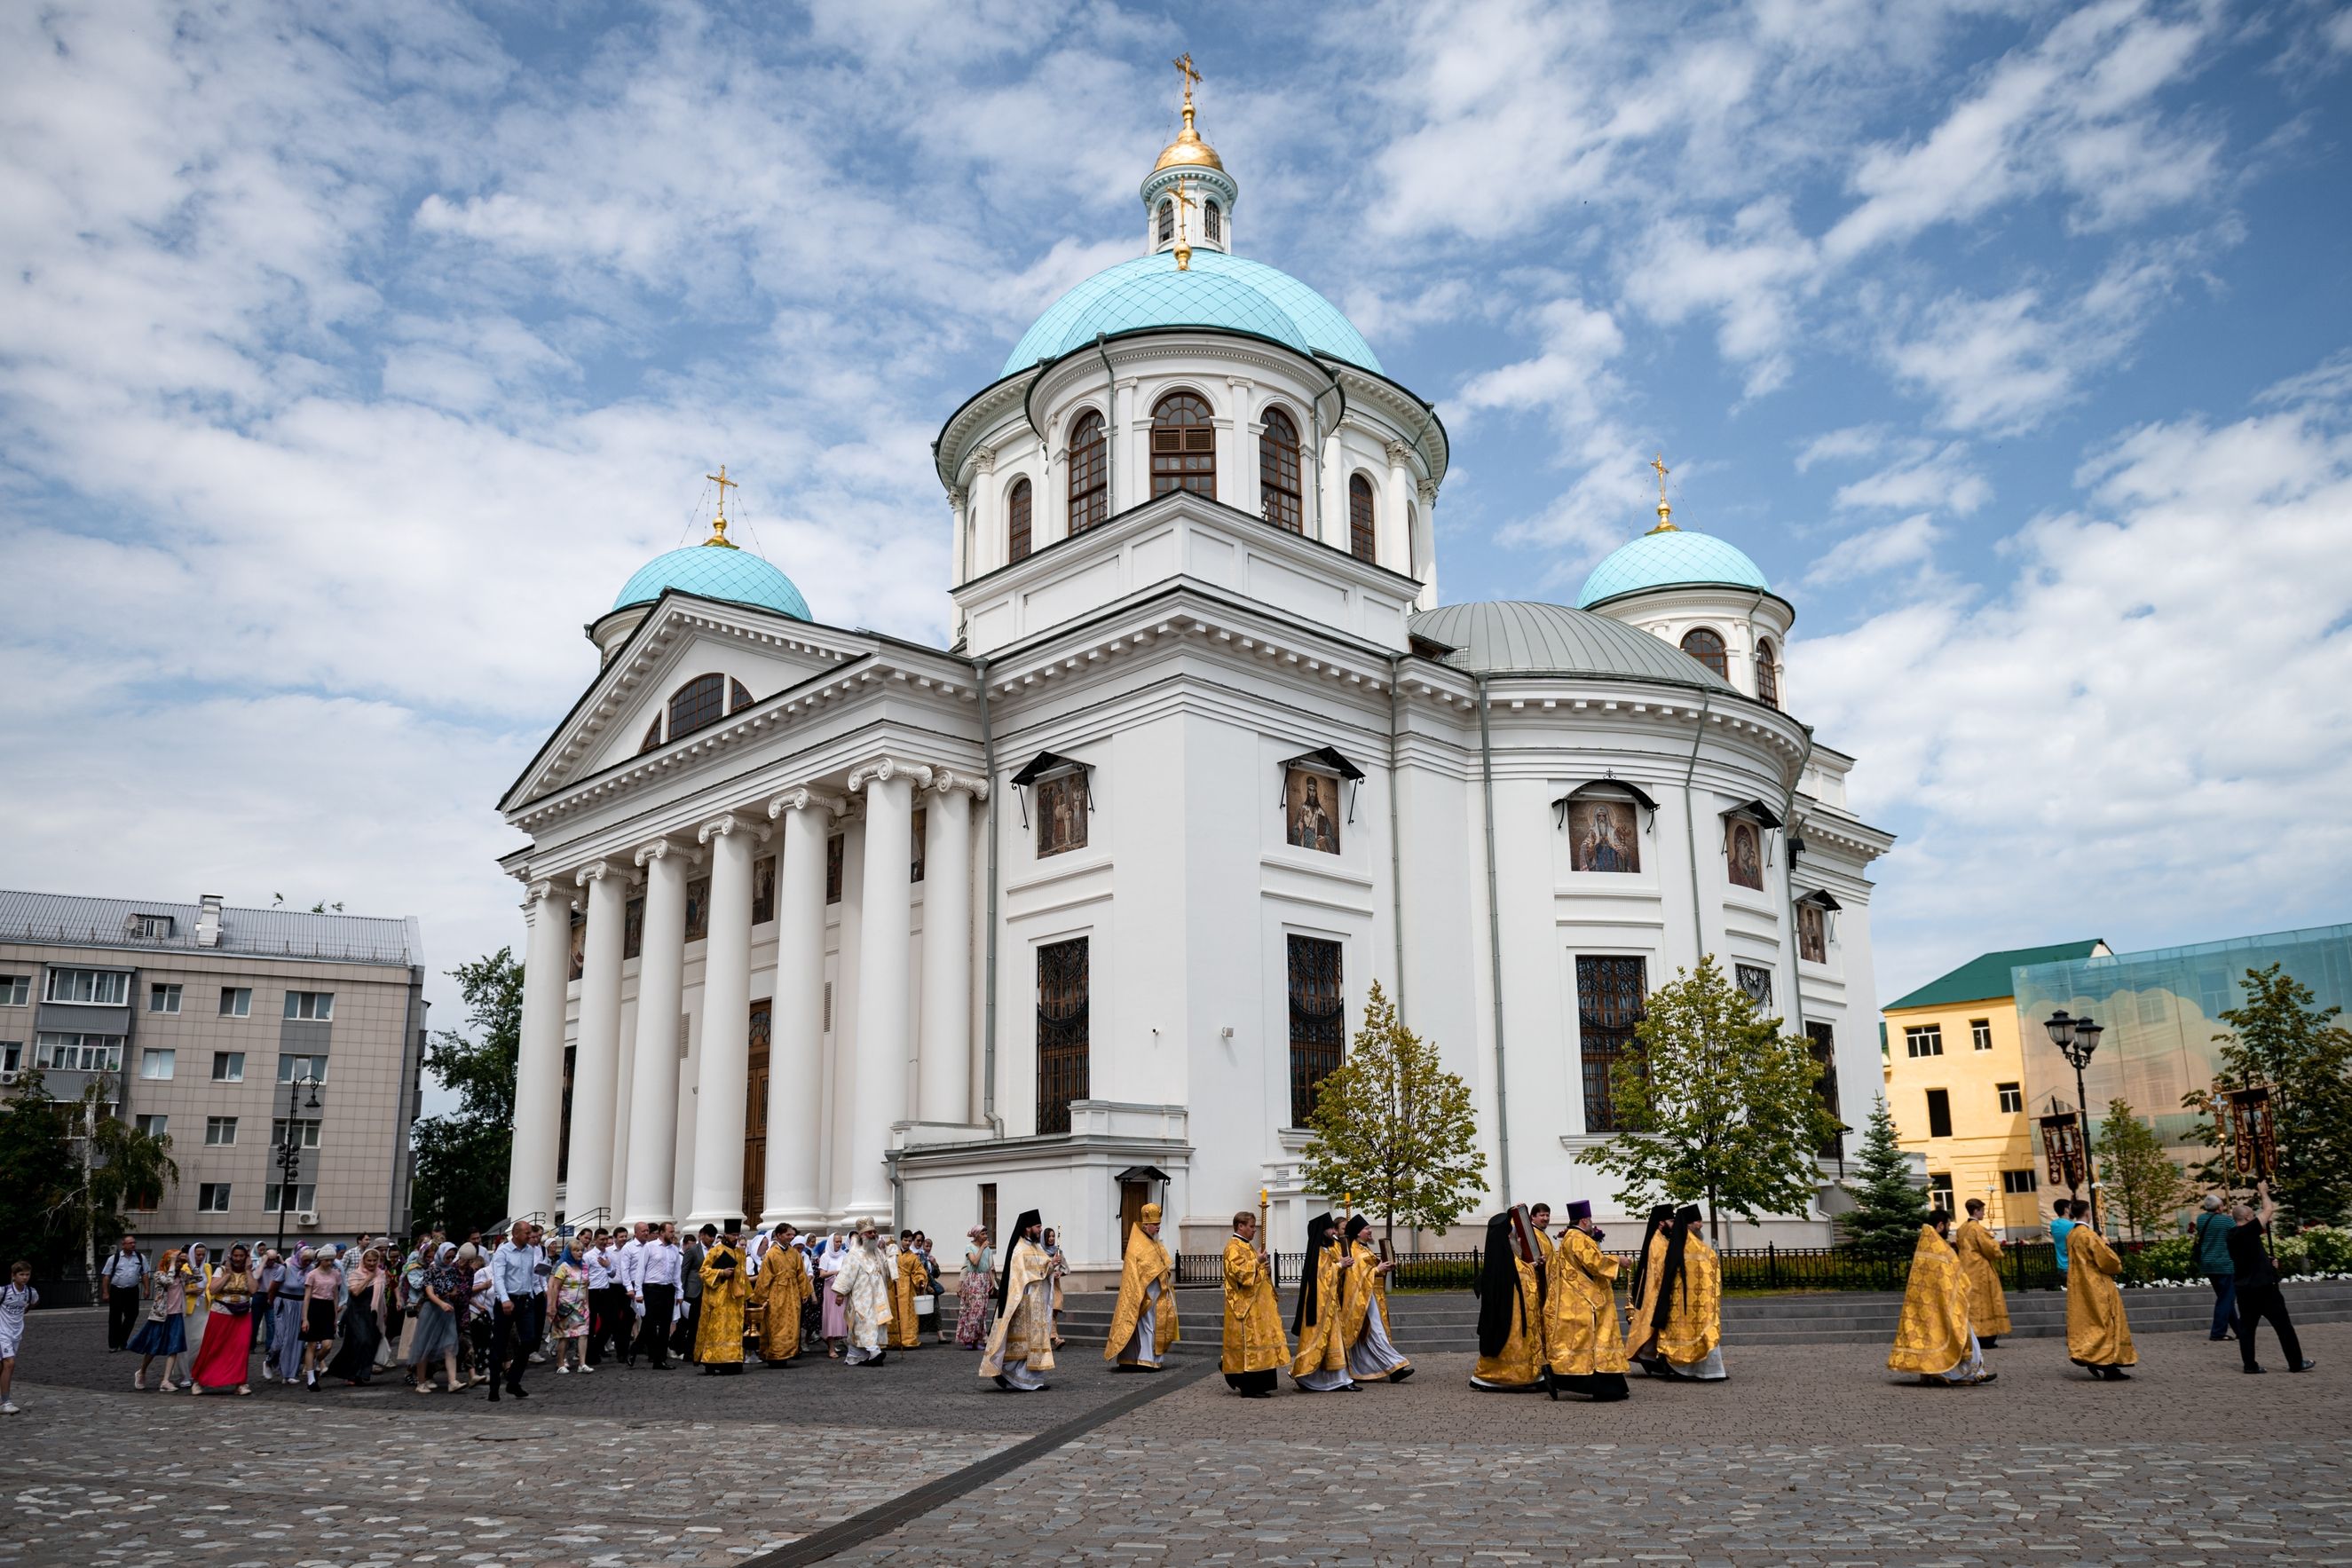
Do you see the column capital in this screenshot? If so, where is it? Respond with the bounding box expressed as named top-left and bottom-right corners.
top-left (574, 859), bottom-right (633, 888)
top-left (524, 878), bottom-right (575, 909)
top-left (766, 786), bottom-right (848, 821)
top-left (633, 837), bottom-right (698, 870)
top-left (928, 767), bottom-right (991, 802)
top-left (696, 811), bottom-right (769, 847)
top-left (847, 756), bottom-right (933, 794)
top-left (973, 446), bottom-right (996, 475)
top-left (1384, 438), bottom-right (1414, 469)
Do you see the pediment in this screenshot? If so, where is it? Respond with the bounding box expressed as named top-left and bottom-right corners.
top-left (501, 592), bottom-right (872, 813)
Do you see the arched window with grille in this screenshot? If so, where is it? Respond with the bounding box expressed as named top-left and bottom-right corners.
top-left (1068, 410), bottom-right (1108, 532)
top-left (1150, 390), bottom-right (1216, 499)
top-left (1756, 637), bottom-right (1779, 707)
top-left (730, 677), bottom-right (753, 712)
top-left (1007, 477), bottom-right (1032, 562)
top-left (1156, 198), bottom-right (1174, 245)
top-left (639, 716), bottom-right (663, 754)
top-left (1259, 406), bottom-right (1302, 532)
top-left (1679, 626), bottom-right (1728, 680)
top-left (1204, 200), bottom-right (1222, 243)
top-left (1347, 473), bottom-right (1376, 561)
top-left (667, 673), bottom-right (728, 740)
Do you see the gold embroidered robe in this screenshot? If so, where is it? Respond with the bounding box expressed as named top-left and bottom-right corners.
top-left (1472, 1253), bottom-right (1546, 1388)
top-left (2065, 1225), bottom-right (2138, 1367)
top-left (978, 1240), bottom-right (1056, 1378)
top-left (1290, 1242), bottom-right (1348, 1380)
top-left (1626, 1231), bottom-right (1722, 1367)
top-left (1220, 1236), bottom-right (1287, 1375)
top-left (694, 1243), bottom-right (746, 1365)
top-left (1544, 1229), bottom-right (1628, 1377)
top-left (1888, 1225), bottom-right (1973, 1375)
top-left (889, 1249), bottom-right (929, 1350)
top-left (756, 1247), bottom-right (809, 1363)
top-left (1954, 1218), bottom-right (2011, 1336)
top-left (1105, 1226), bottom-right (1180, 1364)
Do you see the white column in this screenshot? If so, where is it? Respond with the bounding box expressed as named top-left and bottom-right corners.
top-left (1384, 440), bottom-right (1413, 572)
top-left (687, 813), bottom-right (760, 1226)
top-left (1116, 378), bottom-right (1140, 513)
top-left (949, 486), bottom-right (969, 587)
top-left (620, 839), bottom-right (691, 1225)
top-left (1321, 430), bottom-right (1346, 549)
top-left (508, 877), bottom-right (574, 1223)
top-left (970, 449), bottom-right (996, 573)
top-left (763, 788), bottom-right (840, 1228)
top-left (1417, 478), bottom-right (1440, 609)
top-left (917, 771), bottom-right (985, 1123)
top-left (564, 862), bottom-right (629, 1219)
top-left (845, 757), bottom-right (925, 1216)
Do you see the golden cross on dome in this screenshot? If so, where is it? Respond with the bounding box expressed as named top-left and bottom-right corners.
top-left (705, 464), bottom-right (738, 548)
top-left (1649, 452), bottom-right (1676, 532)
top-left (1173, 51), bottom-right (1201, 114)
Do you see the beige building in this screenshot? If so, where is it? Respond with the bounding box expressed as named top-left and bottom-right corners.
top-left (0, 890), bottom-right (425, 1252)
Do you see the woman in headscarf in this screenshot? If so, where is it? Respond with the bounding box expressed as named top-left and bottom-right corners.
top-left (300, 1245), bottom-right (343, 1390)
top-left (956, 1225), bottom-right (997, 1348)
top-left (409, 1241), bottom-right (467, 1393)
top-left (128, 1249), bottom-right (190, 1391)
top-left (187, 1243), bottom-right (257, 1396)
top-left (1338, 1216), bottom-right (1411, 1383)
top-left (181, 1243), bottom-right (210, 1356)
top-left (1627, 1205), bottom-right (1725, 1381)
top-left (548, 1235), bottom-right (591, 1374)
top-left (1470, 1210), bottom-right (1545, 1391)
top-left (325, 1248), bottom-right (387, 1385)
top-left (1289, 1212), bottom-right (1357, 1391)
top-left (263, 1248), bottom-right (305, 1384)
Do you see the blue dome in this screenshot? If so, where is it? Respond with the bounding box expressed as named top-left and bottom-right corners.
top-left (1576, 530), bottom-right (1769, 609)
top-left (1004, 250), bottom-right (1381, 376)
top-left (614, 543), bottom-right (810, 620)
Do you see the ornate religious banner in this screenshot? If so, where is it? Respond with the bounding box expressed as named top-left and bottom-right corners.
top-left (2040, 1111), bottom-right (2086, 1192)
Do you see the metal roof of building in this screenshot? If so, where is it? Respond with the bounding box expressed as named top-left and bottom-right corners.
top-left (1409, 600), bottom-right (1739, 690)
top-left (0, 890), bottom-right (422, 969)
top-left (1883, 939), bottom-right (2108, 1012)
top-left (1003, 249), bottom-right (1382, 376)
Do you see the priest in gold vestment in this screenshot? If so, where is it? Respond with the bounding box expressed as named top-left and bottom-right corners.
top-left (2064, 1210), bottom-right (2139, 1380)
top-left (755, 1226), bottom-right (809, 1366)
top-left (1221, 1210), bottom-right (1286, 1397)
top-left (1888, 1214), bottom-right (1992, 1385)
top-left (1543, 1201), bottom-right (1628, 1400)
top-left (1471, 1209), bottom-right (1546, 1391)
top-left (1106, 1203), bottom-right (1180, 1371)
top-left (693, 1225), bottom-right (747, 1375)
top-left (1290, 1212), bottom-right (1358, 1391)
top-left (980, 1209), bottom-right (1057, 1391)
top-left (1338, 1215), bottom-right (1412, 1383)
top-left (1955, 1199), bottom-right (2011, 1344)
top-left (1626, 1204), bottom-right (1725, 1381)
top-left (888, 1233), bottom-right (929, 1351)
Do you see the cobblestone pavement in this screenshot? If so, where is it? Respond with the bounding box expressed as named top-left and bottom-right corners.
top-left (828, 1325), bottom-right (2352, 1567)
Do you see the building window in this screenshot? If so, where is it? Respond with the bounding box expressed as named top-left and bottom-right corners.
top-left (1287, 935), bottom-right (1345, 1127)
top-left (0, 1043), bottom-right (18, 1074)
top-left (640, 716), bottom-right (663, 753)
top-left (1805, 1021), bottom-right (1842, 1156)
top-left (138, 1049), bottom-right (175, 1081)
top-left (1347, 474), bottom-right (1376, 561)
top-left (1926, 1172), bottom-right (1955, 1212)
top-left (1970, 1018), bottom-right (1993, 1051)
top-left (2001, 1168), bottom-right (2039, 1194)
top-left (0, 975), bottom-right (25, 1006)
top-left (197, 1183), bottom-right (232, 1213)
top-left (1007, 477), bottom-right (1032, 562)
top-left (278, 1054), bottom-right (328, 1084)
top-left (1156, 197), bottom-right (1173, 244)
top-left (1734, 963), bottom-right (1773, 1011)
top-left (264, 1183), bottom-right (315, 1214)
top-left (35, 1033), bottom-right (122, 1072)
top-left (283, 991), bottom-right (334, 1022)
top-left (1259, 407), bottom-right (1303, 532)
top-left (1204, 199), bottom-right (1222, 243)
top-left (1035, 937), bottom-right (1090, 1136)
top-left (272, 1116), bottom-right (322, 1149)
top-left (134, 913), bottom-right (175, 939)
top-left (43, 968), bottom-right (130, 1006)
top-left (979, 1182), bottom-right (997, 1243)
top-left (1150, 391), bottom-right (1217, 500)
top-left (147, 983), bottom-right (182, 1014)
top-left (1036, 768), bottom-right (1089, 858)
top-left (211, 1052), bottom-right (245, 1083)
top-left (219, 987), bottom-right (251, 1017)
top-left (135, 1113), bottom-right (168, 1140)
top-left (204, 1115), bottom-right (238, 1146)
top-left (825, 836), bottom-right (844, 904)
top-left (1797, 902), bottom-right (1827, 964)
top-left (1068, 409), bottom-right (1109, 532)
top-left (667, 674), bottom-right (728, 743)
top-left (1575, 956), bottom-right (1646, 1134)
top-left (1997, 1081), bottom-right (2024, 1115)
top-left (1905, 1024), bottom-right (1944, 1058)
top-left (1925, 1088), bottom-right (1953, 1139)
top-left (1679, 626), bottom-right (1728, 680)
top-left (1756, 638), bottom-right (1779, 707)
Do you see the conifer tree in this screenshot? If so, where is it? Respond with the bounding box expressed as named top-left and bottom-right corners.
top-left (1838, 1094), bottom-right (1929, 1257)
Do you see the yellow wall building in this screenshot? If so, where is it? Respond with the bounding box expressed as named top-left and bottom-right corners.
top-left (1881, 940), bottom-right (2108, 1238)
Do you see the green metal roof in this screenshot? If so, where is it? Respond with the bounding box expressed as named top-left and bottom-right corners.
top-left (1884, 940), bottom-right (2109, 1012)
top-left (1408, 600), bottom-right (1739, 690)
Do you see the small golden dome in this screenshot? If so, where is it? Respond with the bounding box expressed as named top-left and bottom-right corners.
top-left (1154, 118), bottom-right (1224, 172)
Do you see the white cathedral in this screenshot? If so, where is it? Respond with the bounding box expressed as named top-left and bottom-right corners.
top-left (496, 82), bottom-right (1893, 1273)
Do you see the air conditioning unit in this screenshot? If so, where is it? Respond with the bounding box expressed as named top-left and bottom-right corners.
top-left (296, 1210), bottom-right (320, 1227)
top-left (0, 1069), bottom-right (16, 1086)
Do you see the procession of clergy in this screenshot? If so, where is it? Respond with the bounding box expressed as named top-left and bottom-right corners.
top-left (970, 1192), bottom-right (2142, 1398)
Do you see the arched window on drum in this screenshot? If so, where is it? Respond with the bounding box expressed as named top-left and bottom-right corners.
top-left (1347, 474), bottom-right (1376, 562)
top-left (1756, 637), bottom-right (1780, 707)
top-left (1007, 477), bottom-right (1032, 563)
top-left (1259, 407), bottom-right (1303, 532)
top-left (1149, 390), bottom-right (1216, 500)
top-left (1679, 626), bottom-right (1728, 681)
top-left (1067, 410), bottom-right (1108, 533)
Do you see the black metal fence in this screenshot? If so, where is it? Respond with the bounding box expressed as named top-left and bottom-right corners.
top-left (1173, 1240), bottom-right (2072, 1295)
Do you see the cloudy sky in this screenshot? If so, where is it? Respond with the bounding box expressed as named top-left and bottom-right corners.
top-left (4, 0), bottom-right (2349, 1075)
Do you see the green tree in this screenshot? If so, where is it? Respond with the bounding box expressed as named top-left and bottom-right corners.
top-left (0, 1070), bottom-right (178, 1282)
top-left (2096, 1098), bottom-right (2189, 1241)
top-left (1298, 981), bottom-right (1487, 1249)
top-left (0, 1069), bottom-right (77, 1280)
top-left (410, 947), bottom-right (525, 1233)
top-left (1576, 956), bottom-right (1841, 1245)
top-left (67, 1080), bottom-right (178, 1275)
top-left (1837, 1094), bottom-right (1930, 1257)
top-left (2181, 964), bottom-right (2352, 1225)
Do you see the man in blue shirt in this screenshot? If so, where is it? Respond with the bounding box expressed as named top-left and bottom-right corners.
top-left (485, 1221), bottom-right (539, 1401)
top-left (2048, 1201), bottom-right (2079, 1286)
top-left (2192, 1193), bottom-right (2239, 1341)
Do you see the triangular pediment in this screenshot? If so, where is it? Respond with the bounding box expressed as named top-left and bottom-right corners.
top-left (501, 592), bottom-right (874, 813)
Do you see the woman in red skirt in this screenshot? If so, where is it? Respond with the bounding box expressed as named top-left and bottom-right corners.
top-left (189, 1243), bottom-right (257, 1395)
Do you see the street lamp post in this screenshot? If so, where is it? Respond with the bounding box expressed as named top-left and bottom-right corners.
top-left (2042, 1010), bottom-right (2106, 1230)
top-left (273, 1073), bottom-right (321, 1256)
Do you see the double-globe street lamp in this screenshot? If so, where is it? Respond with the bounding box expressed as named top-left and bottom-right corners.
top-left (272, 1072), bottom-right (321, 1256)
top-left (2042, 1009), bottom-right (2106, 1229)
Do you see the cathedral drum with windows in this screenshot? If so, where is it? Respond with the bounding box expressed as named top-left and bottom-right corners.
top-left (493, 70), bottom-right (1893, 1273)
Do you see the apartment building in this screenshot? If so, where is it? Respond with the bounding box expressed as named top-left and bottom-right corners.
top-left (0, 890), bottom-right (425, 1252)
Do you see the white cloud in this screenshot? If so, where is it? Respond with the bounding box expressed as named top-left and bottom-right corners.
top-left (1795, 424), bottom-right (1893, 472)
top-left (1803, 513), bottom-right (1946, 587)
top-left (1831, 442), bottom-right (1993, 516)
